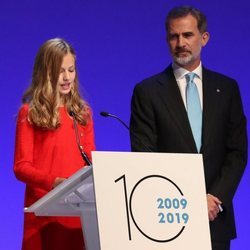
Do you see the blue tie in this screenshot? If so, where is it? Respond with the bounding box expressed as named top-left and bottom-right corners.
top-left (185, 73), bottom-right (202, 152)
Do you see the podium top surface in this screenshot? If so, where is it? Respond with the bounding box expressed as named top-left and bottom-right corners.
top-left (25, 165), bottom-right (94, 216)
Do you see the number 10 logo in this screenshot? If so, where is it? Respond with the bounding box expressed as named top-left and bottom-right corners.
top-left (115, 174), bottom-right (189, 243)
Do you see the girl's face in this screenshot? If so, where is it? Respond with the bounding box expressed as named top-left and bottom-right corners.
top-left (57, 53), bottom-right (76, 98)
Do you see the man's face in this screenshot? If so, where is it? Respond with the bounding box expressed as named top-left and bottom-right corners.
top-left (167, 14), bottom-right (209, 71)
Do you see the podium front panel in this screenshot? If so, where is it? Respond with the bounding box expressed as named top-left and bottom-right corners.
top-left (92, 151), bottom-right (211, 250)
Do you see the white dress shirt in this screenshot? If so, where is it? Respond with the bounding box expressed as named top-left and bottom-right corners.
top-left (172, 62), bottom-right (203, 110)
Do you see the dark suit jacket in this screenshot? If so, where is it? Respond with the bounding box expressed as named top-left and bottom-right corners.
top-left (130, 65), bottom-right (248, 241)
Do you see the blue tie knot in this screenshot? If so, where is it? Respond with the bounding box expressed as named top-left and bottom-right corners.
top-left (185, 72), bottom-right (196, 84)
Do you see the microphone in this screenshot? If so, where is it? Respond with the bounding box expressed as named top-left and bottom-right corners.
top-left (100, 111), bottom-right (152, 152)
top-left (100, 111), bottom-right (130, 130)
top-left (69, 111), bottom-right (92, 166)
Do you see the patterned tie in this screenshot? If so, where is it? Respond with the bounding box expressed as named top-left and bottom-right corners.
top-left (185, 72), bottom-right (202, 152)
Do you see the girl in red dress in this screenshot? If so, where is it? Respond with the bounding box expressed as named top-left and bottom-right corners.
top-left (14, 38), bottom-right (95, 250)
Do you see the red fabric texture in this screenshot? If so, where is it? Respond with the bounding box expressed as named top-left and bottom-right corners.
top-left (14, 104), bottom-right (95, 250)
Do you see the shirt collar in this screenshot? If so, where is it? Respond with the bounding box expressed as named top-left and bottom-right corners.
top-left (172, 62), bottom-right (203, 80)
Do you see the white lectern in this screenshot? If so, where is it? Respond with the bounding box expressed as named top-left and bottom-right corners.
top-left (24, 165), bottom-right (100, 250)
top-left (25, 152), bottom-right (211, 250)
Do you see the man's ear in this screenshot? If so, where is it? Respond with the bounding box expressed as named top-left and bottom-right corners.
top-left (201, 32), bottom-right (210, 47)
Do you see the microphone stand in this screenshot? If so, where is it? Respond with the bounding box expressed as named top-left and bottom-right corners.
top-left (100, 111), bottom-right (152, 152)
top-left (70, 111), bottom-right (92, 166)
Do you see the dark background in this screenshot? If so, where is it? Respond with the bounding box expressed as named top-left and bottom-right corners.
top-left (0, 0), bottom-right (249, 249)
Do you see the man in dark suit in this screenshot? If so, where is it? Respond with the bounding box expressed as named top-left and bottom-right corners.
top-left (130, 6), bottom-right (248, 250)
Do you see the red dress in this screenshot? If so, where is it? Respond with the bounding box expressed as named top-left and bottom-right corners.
top-left (14, 104), bottom-right (95, 250)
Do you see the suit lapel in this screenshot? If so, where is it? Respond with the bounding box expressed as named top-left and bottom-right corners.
top-left (202, 67), bottom-right (221, 152)
top-left (157, 66), bottom-right (197, 151)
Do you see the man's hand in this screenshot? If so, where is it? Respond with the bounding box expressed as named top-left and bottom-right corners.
top-left (207, 194), bottom-right (222, 221)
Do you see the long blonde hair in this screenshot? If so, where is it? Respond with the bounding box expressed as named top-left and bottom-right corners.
top-left (22, 38), bottom-right (90, 129)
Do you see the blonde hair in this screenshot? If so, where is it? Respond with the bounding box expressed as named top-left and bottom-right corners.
top-left (22, 38), bottom-right (90, 129)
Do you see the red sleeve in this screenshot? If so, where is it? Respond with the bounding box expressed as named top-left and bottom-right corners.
top-left (13, 105), bottom-right (56, 191)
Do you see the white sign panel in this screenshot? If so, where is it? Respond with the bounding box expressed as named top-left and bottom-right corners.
top-left (92, 151), bottom-right (211, 250)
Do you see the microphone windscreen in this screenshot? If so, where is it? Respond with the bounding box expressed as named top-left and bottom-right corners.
top-left (100, 111), bottom-right (109, 117)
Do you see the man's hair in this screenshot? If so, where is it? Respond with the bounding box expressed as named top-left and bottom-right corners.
top-left (165, 6), bottom-right (207, 33)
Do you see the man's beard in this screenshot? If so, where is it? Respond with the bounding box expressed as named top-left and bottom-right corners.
top-left (173, 47), bottom-right (201, 67)
top-left (174, 53), bottom-right (193, 66)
